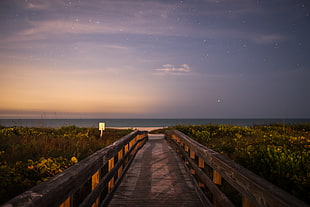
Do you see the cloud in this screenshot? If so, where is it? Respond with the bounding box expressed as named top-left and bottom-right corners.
top-left (154, 64), bottom-right (191, 75)
top-left (2, 1), bottom-right (177, 42)
top-left (2, 0), bottom-right (286, 48)
top-left (25, 2), bottom-right (50, 10)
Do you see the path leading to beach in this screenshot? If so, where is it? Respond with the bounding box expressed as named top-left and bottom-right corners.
top-left (108, 134), bottom-right (205, 207)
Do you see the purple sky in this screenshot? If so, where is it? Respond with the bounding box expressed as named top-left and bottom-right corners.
top-left (0, 0), bottom-right (310, 119)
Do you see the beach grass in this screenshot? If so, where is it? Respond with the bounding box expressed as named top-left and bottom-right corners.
top-left (171, 123), bottom-right (310, 204)
top-left (1, 124), bottom-right (309, 204)
top-left (0, 126), bottom-right (133, 204)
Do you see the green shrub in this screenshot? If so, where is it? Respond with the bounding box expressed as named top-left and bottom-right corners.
top-left (0, 126), bottom-right (133, 204)
top-left (173, 124), bottom-right (310, 204)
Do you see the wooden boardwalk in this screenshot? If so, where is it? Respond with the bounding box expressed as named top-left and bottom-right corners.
top-left (6, 131), bottom-right (308, 207)
top-left (108, 134), bottom-right (205, 207)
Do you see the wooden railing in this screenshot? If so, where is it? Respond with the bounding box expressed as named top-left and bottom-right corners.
top-left (4, 130), bottom-right (148, 207)
top-left (165, 130), bottom-right (309, 207)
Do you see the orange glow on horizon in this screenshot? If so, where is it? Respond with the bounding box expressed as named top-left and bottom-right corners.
top-left (0, 65), bottom-right (160, 117)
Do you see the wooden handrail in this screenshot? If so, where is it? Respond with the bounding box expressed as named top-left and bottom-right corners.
top-left (3, 130), bottom-right (148, 207)
top-left (165, 130), bottom-right (309, 207)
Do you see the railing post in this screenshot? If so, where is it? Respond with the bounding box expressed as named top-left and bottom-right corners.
top-left (190, 150), bottom-right (195, 159)
top-left (118, 149), bottom-right (123, 178)
top-left (124, 144), bottom-right (129, 165)
top-left (190, 150), bottom-right (196, 175)
top-left (59, 197), bottom-right (71, 207)
top-left (129, 139), bottom-right (134, 148)
top-left (198, 157), bottom-right (205, 188)
top-left (124, 144), bottom-right (129, 153)
top-left (108, 157), bottom-right (115, 192)
top-left (198, 157), bottom-right (204, 168)
top-left (184, 145), bottom-right (189, 165)
top-left (213, 170), bottom-right (221, 185)
top-left (91, 171), bottom-right (100, 207)
top-left (213, 170), bottom-right (222, 207)
top-left (242, 197), bottom-right (254, 207)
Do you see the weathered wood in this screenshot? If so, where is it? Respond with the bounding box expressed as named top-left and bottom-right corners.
top-left (117, 149), bottom-right (123, 178)
top-left (198, 157), bottom-right (204, 168)
top-left (198, 157), bottom-right (205, 187)
top-left (167, 136), bottom-right (234, 207)
top-left (242, 197), bottom-right (254, 207)
top-left (166, 130), bottom-right (309, 207)
top-left (124, 144), bottom-right (129, 165)
top-left (92, 171), bottom-right (100, 207)
top-left (213, 170), bottom-right (221, 185)
top-left (76, 136), bottom-right (148, 207)
top-left (59, 197), bottom-right (71, 207)
top-left (190, 150), bottom-right (196, 174)
top-left (100, 136), bottom-right (148, 207)
top-left (108, 158), bottom-right (115, 192)
top-left (129, 139), bottom-right (134, 149)
top-left (3, 130), bottom-right (148, 207)
top-left (190, 149), bottom-right (195, 159)
top-left (109, 134), bottom-right (209, 207)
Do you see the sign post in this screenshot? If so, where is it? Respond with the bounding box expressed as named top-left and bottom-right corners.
top-left (99, 122), bottom-right (105, 138)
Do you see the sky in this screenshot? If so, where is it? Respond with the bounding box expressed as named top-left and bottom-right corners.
top-left (0, 0), bottom-right (310, 119)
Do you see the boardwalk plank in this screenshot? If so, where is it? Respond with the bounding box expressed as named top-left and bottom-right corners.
top-left (108, 134), bottom-right (205, 207)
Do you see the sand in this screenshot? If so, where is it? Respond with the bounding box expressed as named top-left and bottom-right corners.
top-left (108, 127), bottom-right (167, 132)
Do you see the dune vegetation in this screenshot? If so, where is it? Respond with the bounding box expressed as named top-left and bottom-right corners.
top-left (170, 123), bottom-right (310, 204)
top-left (0, 126), bottom-right (133, 204)
top-left (1, 124), bottom-right (309, 204)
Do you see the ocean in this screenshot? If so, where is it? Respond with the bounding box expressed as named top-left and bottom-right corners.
top-left (0, 119), bottom-right (309, 128)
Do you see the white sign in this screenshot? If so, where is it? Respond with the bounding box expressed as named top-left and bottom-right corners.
top-left (99, 122), bottom-right (105, 131)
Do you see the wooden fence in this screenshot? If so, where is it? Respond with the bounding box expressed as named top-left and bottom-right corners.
top-left (3, 130), bottom-right (148, 207)
top-left (165, 130), bottom-right (309, 207)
